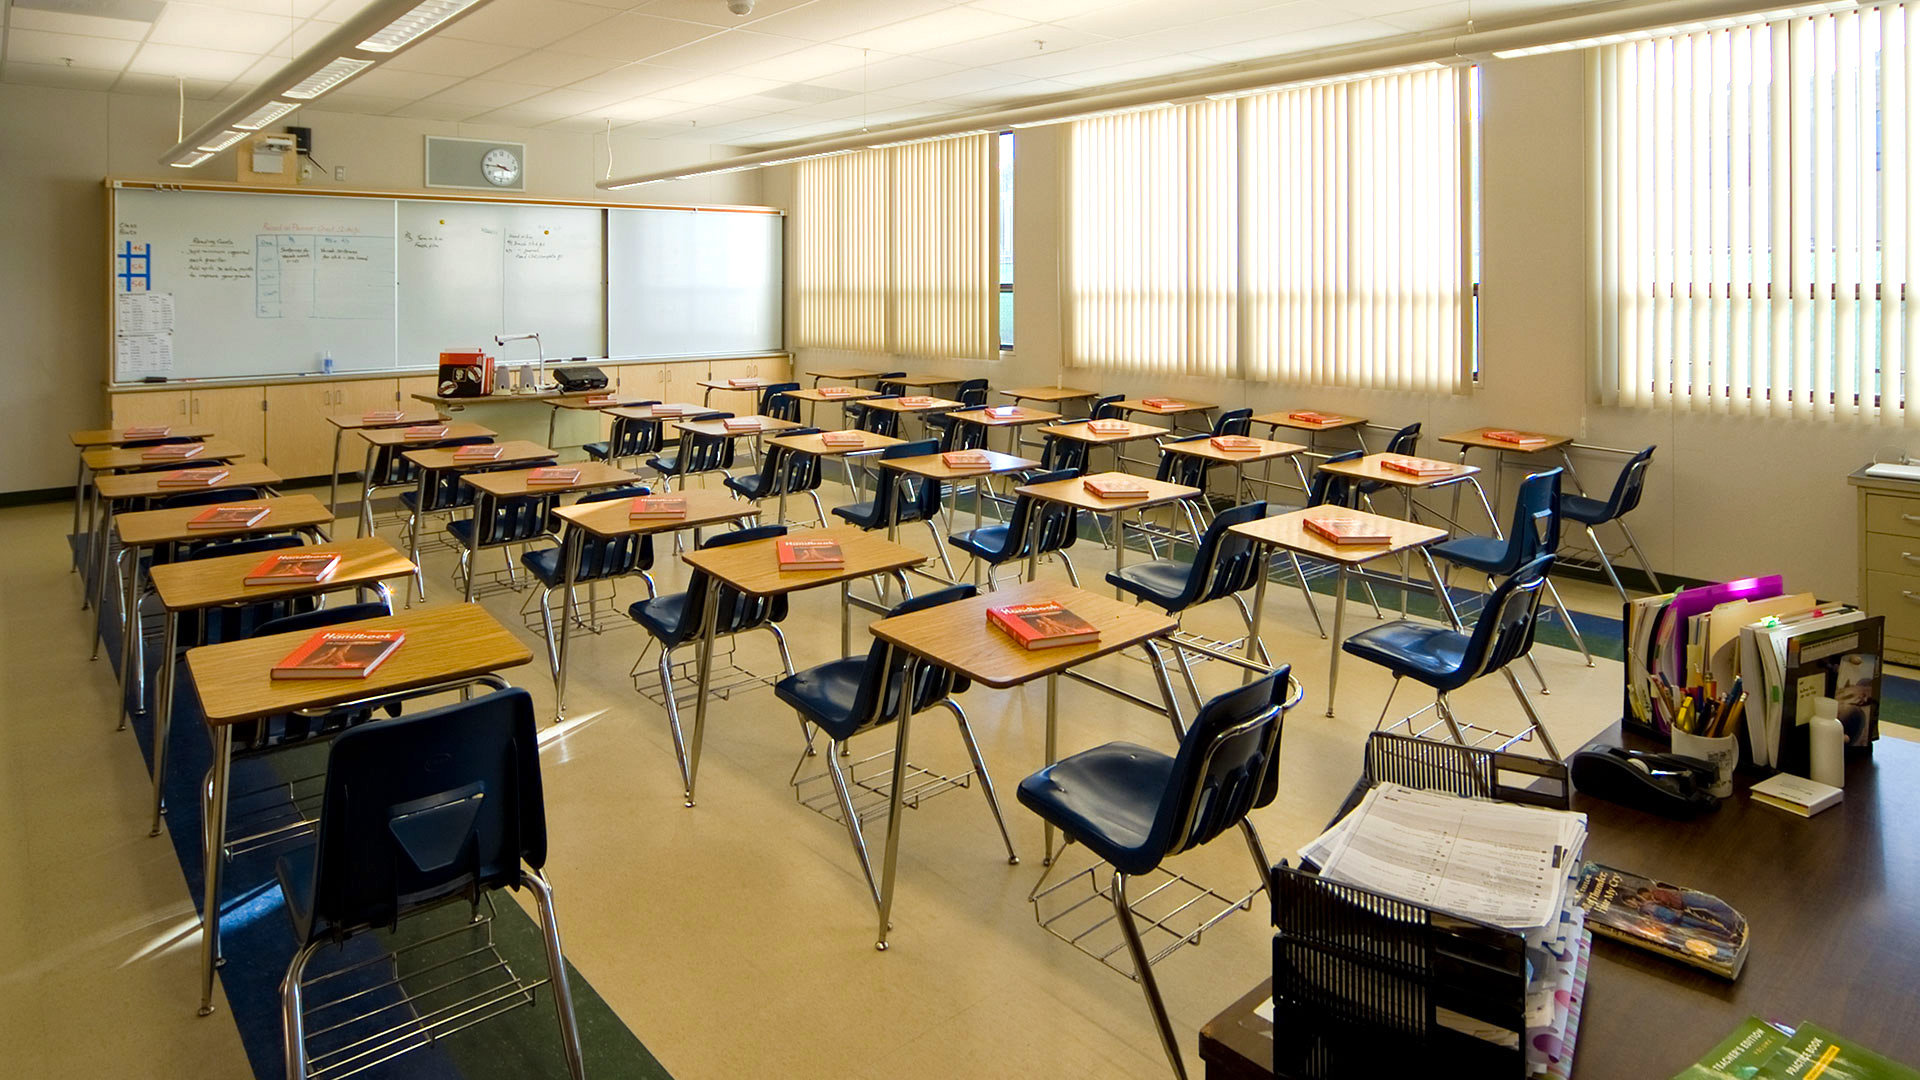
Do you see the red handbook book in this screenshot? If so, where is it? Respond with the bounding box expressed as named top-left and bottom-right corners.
top-left (1303, 515), bottom-right (1391, 546)
top-left (142, 442), bottom-right (205, 460)
top-left (629, 496), bottom-right (687, 519)
top-left (361, 411), bottom-right (404, 423)
top-left (271, 630), bottom-right (405, 680)
top-left (987, 601), bottom-right (1101, 650)
top-left (156, 467), bottom-right (231, 487)
top-left (245, 552), bottom-right (342, 585)
top-left (726, 377), bottom-right (759, 388)
top-left (1083, 475), bottom-right (1150, 499)
top-left (1484, 429), bottom-right (1550, 447)
top-left (648, 405), bottom-right (684, 418)
top-left (984, 405), bottom-right (1021, 419)
top-left (1378, 455), bottom-right (1455, 477)
top-left (188, 505), bottom-right (271, 530)
top-left (1084, 419), bottom-right (1133, 435)
top-left (722, 417), bottom-right (762, 432)
top-left (1141, 397), bottom-right (1184, 409)
top-left (898, 396), bottom-right (938, 407)
top-left (775, 537), bottom-right (845, 570)
top-left (526, 466), bottom-right (582, 486)
top-left (942, 450), bottom-right (992, 470)
top-left (451, 444), bottom-right (506, 461)
top-left (401, 425), bottom-right (450, 440)
top-left (1287, 410), bottom-right (1341, 425)
top-left (818, 386), bottom-right (859, 399)
top-left (1210, 435), bottom-right (1261, 452)
top-left (819, 430), bottom-right (867, 446)
top-left (123, 426), bottom-right (170, 438)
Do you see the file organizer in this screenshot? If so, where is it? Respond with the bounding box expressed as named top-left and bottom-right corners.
top-left (1270, 732), bottom-right (1573, 1080)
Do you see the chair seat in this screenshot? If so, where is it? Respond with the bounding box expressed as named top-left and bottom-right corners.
top-left (629, 593), bottom-right (690, 643)
top-left (398, 490), bottom-right (417, 510)
top-left (772, 658), bottom-right (871, 741)
top-left (1105, 560), bottom-right (1193, 610)
top-left (1340, 621), bottom-right (1475, 691)
top-left (948, 524), bottom-right (1013, 561)
top-left (645, 454), bottom-right (679, 476)
top-left (1559, 492), bottom-right (1611, 525)
top-left (582, 441), bottom-right (610, 461)
top-left (1430, 534), bottom-right (1509, 572)
top-left (725, 473), bottom-right (770, 499)
top-left (832, 500), bottom-right (929, 529)
top-left (1016, 742), bottom-right (1176, 877)
top-left (446, 518), bottom-right (479, 545)
top-left (520, 546), bottom-right (565, 587)
top-left (275, 848), bottom-right (322, 943)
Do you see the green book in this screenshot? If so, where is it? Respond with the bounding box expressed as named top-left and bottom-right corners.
top-left (1671, 1016), bottom-right (1791, 1080)
top-left (1762, 1024), bottom-right (1920, 1080)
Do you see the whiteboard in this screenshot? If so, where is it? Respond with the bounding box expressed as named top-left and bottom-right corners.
top-left (607, 208), bottom-right (782, 359)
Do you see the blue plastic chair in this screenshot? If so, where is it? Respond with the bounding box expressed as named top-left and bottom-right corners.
top-left (583, 405), bottom-right (663, 466)
top-left (628, 525), bottom-right (795, 802)
top-left (275, 688), bottom-right (585, 1080)
top-left (774, 585), bottom-right (1017, 910)
top-left (927, 378), bottom-right (990, 445)
top-left (846, 394), bottom-right (903, 438)
top-left (1107, 501), bottom-right (1271, 704)
top-left (726, 427), bottom-right (827, 526)
top-left (1341, 553), bottom-right (1562, 760)
top-left (1017, 668), bottom-right (1299, 1080)
top-left (1090, 394), bottom-right (1125, 420)
top-left (947, 467), bottom-right (1082, 588)
top-left (1559, 445), bottom-right (1660, 600)
top-left (1356, 422), bottom-right (1420, 507)
top-left (521, 484), bottom-right (659, 677)
top-left (1212, 408), bottom-right (1253, 437)
top-left (758, 382), bottom-right (802, 422)
top-left (399, 436), bottom-right (518, 601)
top-left (1431, 468), bottom-right (1591, 669)
top-left (646, 413), bottom-right (737, 491)
top-left (833, 439), bottom-right (959, 580)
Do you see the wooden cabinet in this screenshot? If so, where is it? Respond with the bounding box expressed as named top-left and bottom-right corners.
top-left (264, 380), bottom-right (396, 478)
top-left (397, 374), bottom-right (439, 407)
top-left (109, 389), bottom-right (190, 429)
top-left (1852, 467), bottom-right (1920, 664)
top-left (189, 386), bottom-right (268, 465)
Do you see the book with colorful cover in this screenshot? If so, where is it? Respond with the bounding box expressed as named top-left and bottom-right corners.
top-left (122, 425), bottom-right (170, 438)
top-left (722, 417), bottom-right (762, 431)
top-left (942, 450), bottom-right (992, 469)
top-left (142, 442), bottom-right (204, 460)
top-left (1085, 419), bottom-right (1133, 435)
top-left (1573, 861), bottom-right (1749, 979)
top-left (1303, 514), bottom-right (1391, 546)
top-left (188, 505), bottom-right (270, 530)
top-left (1762, 1023), bottom-right (1920, 1080)
top-left (361, 411), bottom-right (405, 424)
top-left (526, 466), bottom-right (582, 486)
top-left (628, 496), bottom-right (687, 519)
top-left (1083, 476), bottom-right (1150, 499)
top-left (985, 405), bottom-right (1021, 419)
top-left (452, 444), bottom-right (506, 461)
top-left (775, 537), bottom-right (844, 570)
top-left (401, 425), bottom-right (450, 440)
top-left (271, 629), bottom-right (405, 680)
top-left (1676, 1017), bottom-right (1792, 1080)
top-left (1486, 429), bottom-right (1550, 447)
top-left (1379, 454), bottom-right (1456, 477)
top-left (1288, 410), bottom-right (1340, 424)
top-left (1210, 435), bottom-right (1261, 452)
top-left (156, 467), bottom-right (231, 487)
top-left (819, 430), bottom-right (867, 446)
top-left (987, 601), bottom-right (1101, 650)
top-left (245, 552), bottom-right (341, 586)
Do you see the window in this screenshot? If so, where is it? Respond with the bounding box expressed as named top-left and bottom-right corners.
top-left (999, 130), bottom-right (1014, 351)
top-left (1592, 7), bottom-right (1920, 423)
top-left (794, 135), bottom-right (999, 359)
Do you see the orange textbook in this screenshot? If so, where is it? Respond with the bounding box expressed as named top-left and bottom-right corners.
top-left (361, 411), bottom-right (404, 423)
top-left (648, 405), bottom-right (684, 418)
top-left (942, 450), bottom-right (993, 470)
top-left (156, 467), bottom-right (231, 487)
top-left (122, 426), bottom-right (170, 438)
top-left (1484, 429), bottom-right (1550, 447)
top-left (1085, 419), bottom-right (1133, 435)
top-left (775, 537), bottom-right (845, 570)
top-left (271, 630), bottom-right (405, 680)
top-left (629, 496), bottom-right (687, 519)
top-left (1083, 476), bottom-right (1150, 499)
top-left (722, 417), bottom-right (762, 432)
top-left (1288, 410), bottom-right (1339, 425)
top-left (819, 430), bottom-right (867, 446)
top-left (451, 444), bottom-right (505, 461)
top-left (187, 505), bottom-right (270, 530)
top-left (898, 396), bottom-right (938, 407)
top-left (984, 405), bottom-right (1021, 419)
top-left (987, 601), bottom-right (1101, 650)
top-left (526, 466), bottom-right (581, 486)
top-left (1379, 455), bottom-right (1455, 477)
top-left (818, 386), bottom-right (859, 399)
top-left (142, 442), bottom-right (205, 460)
top-left (726, 377), bottom-right (759, 388)
top-left (1141, 397), bottom-right (1182, 409)
top-left (245, 552), bottom-right (341, 585)
top-left (1303, 515), bottom-right (1391, 546)
top-left (1210, 436), bottom-right (1261, 452)
top-left (401, 425), bottom-right (450, 440)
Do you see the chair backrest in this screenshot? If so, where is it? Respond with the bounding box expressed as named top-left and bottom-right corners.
top-left (679, 419), bottom-right (739, 474)
top-left (997, 468), bottom-right (1081, 562)
top-left (566, 484), bottom-right (656, 581)
top-left (853, 396), bottom-right (902, 437)
top-left (1509, 467), bottom-right (1563, 564)
top-left (759, 383), bottom-right (801, 421)
top-left (855, 439), bottom-right (939, 527)
top-left (1155, 434), bottom-right (1214, 488)
top-left (955, 379), bottom-right (989, 409)
top-left (1185, 501), bottom-right (1270, 607)
top-left (1457, 553), bottom-right (1555, 681)
top-left (376, 436), bottom-right (493, 490)
top-left (1601, 446), bottom-right (1657, 519)
top-left (1213, 408), bottom-right (1253, 437)
top-left (1151, 667), bottom-right (1295, 862)
top-left (471, 490), bottom-right (558, 547)
top-left (1090, 394), bottom-right (1125, 420)
top-left (303, 688), bottom-right (545, 941)
top-left (776, 427), bottom-right (825, 494)
top-left (415, 439), bottom-right (518, 514)
top-left (156, 486), bottom-right (265, 510)
top-left (674, 525), bottom-right (791, 639)
top-left (251, 599), bottom-right (396, 640)
top-left (1039, 428), bottom-right (1089, 474)
top-left (875, 376), bottom-right (908, 396)
top-left (937, 414), bottom-right (986, 453)
top-left (1308, 450), bottom-right (1363, 509)
top-left (607, 412), bottom-right (664, 459)
top-left (1383, 422), bottom-right (1421, 456)
top-left (844, 585), bottom-right (977, 733)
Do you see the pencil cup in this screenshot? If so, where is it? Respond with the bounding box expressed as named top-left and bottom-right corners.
top-left (1671, 729), bottom-right (1737, 799)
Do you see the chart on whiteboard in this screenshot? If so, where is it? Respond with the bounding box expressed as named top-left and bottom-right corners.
top-left (255, 234), bottom-right (393, 320)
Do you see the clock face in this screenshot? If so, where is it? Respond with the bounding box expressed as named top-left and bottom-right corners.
top-left (481, 147), bottom-right (520, 187)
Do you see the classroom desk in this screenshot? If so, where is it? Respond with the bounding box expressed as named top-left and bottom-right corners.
top-left (880, 450), bottom-right (1039, 583)
top-left (1114, 398), bottom-right (1217, 434)
top-left (764, 429), bottom-right (906, 518)
top-left (670, 415), bottom-right (803, 485)
top-left (83, 439), bottom-right (249, 474)
top-left (603, 402), bottom-right (723, 423)
top-left (780, 386), bottom-right (878, 428)
top-left (545, 490), bottom-right (761, 722)
top-left (892, 373), bottom-right (965, 390)
top-left (354, 422), bottom-right (498, 536)
top-left (804, 366), bottom-right (885, 386)
top-left (184, 602), bottom-right (532, 1017)
top-left (112, 494), bottom-right (331, 731)
top-left (1316, 452), bottom-right (1496, 540)
top-left (695, 378), bottom-right (776, 407)
top-left (944, 406), bottom-right (1063, 456)
top-left (456, 462), bottom-right (640, 601)
top-left (1228, 507), bottom-right (1452, 718)
top-left (1038, 419), bottom-right (1170, 473)
top-left (1249, 411), bottom-right (1371, 467)
top-left (864, 579), bottom-right (1183, 948)
top-left (1014, 471), bottom-right (1202, 598)
top-left (321, 410), bottom-right (447, 524)
top-left (410, 388), bottom-right (609, 451)
top-left (141, 536), bottom-right (415, 835)
top-left (1159, 436), bottom-right (1310, 504)
top-left (997, 386), bottom-right (1098, 407)
top-left (1197, 732), bottom-right (1920, 1080)
top-left (1438, 426), bottom-right (1583, 519)
top-left (69, 425), bottom-right (216, 556)
top-left (397, 441), bottom-right (556, 594)
top-left (676, 526), bottom-right (926, 806)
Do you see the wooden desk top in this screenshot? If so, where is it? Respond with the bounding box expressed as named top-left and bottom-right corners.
top-left (881, 450), bottom-right (1039, 480)
top-left (552, 488), bottom-right (760, 538)
top-left (998, 386), bottom-right (1097, 403)
top-left (1228, 506), bottom-right (1446, 563)
top-left (115, 493), bottom-right (331, 547)
top-left (95, 462), bottom-right (283, 502)
top-left (1250, 410), bottom-right (1368, 432)
top-left (1041, 419), bottom-right (1169, 444)
top-left (681, 524), bottom-right (926, 596)
top-left (892, 373), bottom-right (964, 387)
top-left (185, 602), bottom-right (533, 726)
top-left (550, 394), bottom-right (656, 411)
top-left (1317, 452), bottom-right (1479, 489)
top-left (946, 406), bottom-right (1063, 427)
top-left (869, 579), bottom-right (1176, 689)
top-left (1438, 426), bottom-right (1575, 453)
top-left (1015, 471), bottom-right (1201, 513)
top-left (147, 536), bottom-right (415, 612)
top-left (765, 430), bottom-right (905, 457)
top-left (359, 422), bottom-right (496, 447)
top-left (70, 425), bottom-right (216, 447)
top-left (402, 440), bottom-right (554, 471)
top-left (805, 367), bottom-right (884, 380)
top-left (84, 439), bottom-right (248, 472)
top-left (1160, 436), bottom-right (1308, 465)
top-left (862, 396), bottom-right (963, 414)
top-left (605, 403), bottom-right (721, 422)
top-left (1114, 398), bottom-right (1215, 416)
top-left (462, 461), bottom-right (639, 498)
top-left (673, 415), bottom-right (804, 438)
top-left (696, 378), bottom-right (775, 392)
top-left (324, 410), bottom-right (447, 430)
top-left (781, 387), bottom-right (880, 403)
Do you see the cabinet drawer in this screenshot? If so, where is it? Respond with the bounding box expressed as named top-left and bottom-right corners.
top-left (1865, 569), bottom-right (1920, 639)
top-left (1864, 532), bottom-right (1920, 574)
top-left (1865, 492), bottom-right (1920, 538)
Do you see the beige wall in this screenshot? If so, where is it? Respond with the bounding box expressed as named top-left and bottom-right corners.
top-left (0, 80), bottom-right (762, 494)
top-left (768, 51), bottom-right (1897, 603)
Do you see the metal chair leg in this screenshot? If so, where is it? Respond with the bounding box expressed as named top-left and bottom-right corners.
top-left (1585, 525), bottom-right (1630, 603)
top-left (657, 646), bottom-right (693, 797)
top-left (824, 740), bottom-right (883, 908)
top-left (1435, 691), bottom-right (1470, 746)
top-left (1287, 553), bottom-right (1326, 638)
top-left (809, 490), bottom-right (828, 528)
top-left (1617, 518), bottom-right (1663, 594)
top-left (1059, 550), bottom-right (1080, 588)
top-left (280, 939), bottom-right (322, 1080)
top-left (537, 587), bottom-right (560, 680)
top-left (1237, 819), bottom-right (1275, 896)
top-left (925, 520), bottom-right (958, 580)
top-left (766, 623), bottom-right (796, 678)
top-left (1230, 593), bottom-right (1271, 668)
top-left (1113, 871), bottom-right (1190, 1080)
top-left (1542, 578), bottom-right (1593, 667)
top-left (1503, 666), bottom-right (1562, 760)
top-left (1371, 676), bottom-right (1403, 732)
top-left (1172, 643), bottom-right (1205, 711)
top-left (520, 869), bottom-right (588, 1080)
top-left (942, 698), bottom-right (1018, 865)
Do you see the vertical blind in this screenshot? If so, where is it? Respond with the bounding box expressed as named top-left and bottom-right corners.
top-left (1592, 7), bottom-right (1920, 424)
top-left (1064, 67), bottom-right (1471, 390)
top-left (794, 135), bottom-right (998, 359)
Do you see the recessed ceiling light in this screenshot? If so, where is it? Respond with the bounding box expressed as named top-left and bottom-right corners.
top-left (284, 57), bottom-right (373, 100)
top-left (233, 100), bottom-right (299, 129)
top-left (358, 0), bottom-right (482, 53)
top-left (196, 130), bottom-right (250, 152)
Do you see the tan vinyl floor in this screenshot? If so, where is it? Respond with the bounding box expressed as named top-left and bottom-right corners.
top-left (0, 476), bottom-right (1631, 1079)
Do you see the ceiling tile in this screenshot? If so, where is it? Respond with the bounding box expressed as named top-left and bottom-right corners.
top-left (1059, 0), bottom-right (1277, 39)
top-left (424, 78), bottom-right (548, 106)
top-left (647, 28), bottom-right (810, 71)
top-left (5, 29), bottom-right (140, 70)
top-left (565, 62), bottom-right (693, 96)
top-left (483, 50), bottom-right (629, 87)
top-left (5, 8), bottom-right (152, 40)
top-left (382, 38), bottom-right (529, 77)
top-left (308, 90), bottom-right (412, 112)
top-left (1187, 18), bottom-right (1387, 62)
top-left (981, 39), bottom-right (1165, 79)
top-left (1377, 1), bottom-right (1472, 33)
top-left (598, 95), bottom-right (689, 120)
top-left (840, 7), bottom-right (1034, 54)
top-left (634, 0), bottom-right (817, 29)
top-left (287, 20), bottom-right (344, 53)
top-left (127, 42), bottom-right (260, 81)
top-left (546, 13), bottom-right (719, 60)
top-left (656, 73), bottom-right (783, 104)
top-left (342, 67), bottom-right (465, 97)
top-left (310, 0), bottom-right (381, 19)
top-left (883, 67), bottom-right (1035, 103)
top-left (186, 0), bottom-right (336, 15)
top-left (467, 106), bottom-right (570, 126)
top-left (147, 3), bottom-right (296, 53)
top-left (744, 0), bottom-right (949, 45)
top-left (810, 54), bottom-right (963, 92)
top-left (770, 92), bottom-right (910, 119)
top-left (1048, 53), bottom-right (1220, 87)
top-left (917, 26), bottom-right (1104, 70)
top-left (733, 41), bottom-right (866, 82)
top-left (656, 102), bottom-right (760, 126)
top-left (1, 60), bottom-right (124, 90)
top-left (966, 0), bottom-right (1112, 21)
top-left (388, 99), bottom-right (492, 120)
top-left (113, 70), bottom-right (236, 98)
top-left (440, 0), bottom-right (621, 49)
top-left (513, 86), bottom-right (629, 114)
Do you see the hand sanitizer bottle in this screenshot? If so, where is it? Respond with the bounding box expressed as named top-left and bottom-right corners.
top-left (321, 350), bottom-right (334, 376)
top-left (1810, 696), bottom-right (1846, 789)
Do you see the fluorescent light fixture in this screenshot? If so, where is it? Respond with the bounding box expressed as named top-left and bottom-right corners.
top-left (1011, 102), bottom-right (1175, 129)
top-left (1492, 0), bottom-right (1857, 57)
top-left (170, 151), bottom-right (216, 168)
top-left (1207, 62), bottom-right (1445, 100)
top-left (196, 130), bottom-right (250, 152)
top-left (358, 0), bottom-right (482, 53)
top-left (284, 56), bottom-right (373, 99)
top-left (233, 100), bottom-right (299, 130)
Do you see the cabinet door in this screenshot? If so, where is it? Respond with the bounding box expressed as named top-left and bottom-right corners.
top-left (264, 382), bottom-right (338, 478)
top-left (109, 390), bottom-right (191, 429)
top-left (396, 375), bottom-right (440, 408)
top-left (707, 358), bottom-right (754, 384)
top-left (334, 379), bottom-right (397, 416)
top-left (190, 386), bottom-right (268, 464)
top-left (759, 356), bottom-right (791, 382)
